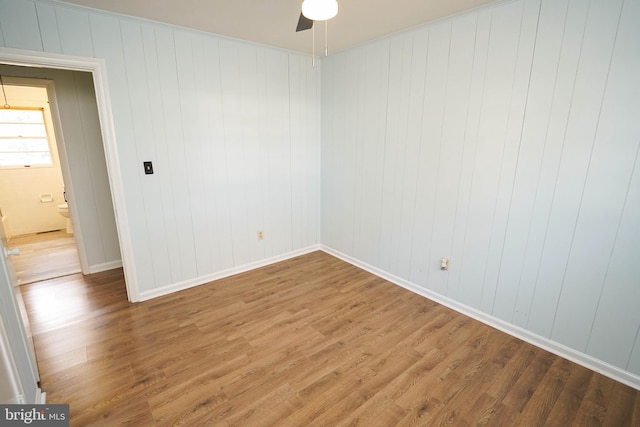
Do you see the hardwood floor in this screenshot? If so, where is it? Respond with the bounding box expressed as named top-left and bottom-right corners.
top-left (20, 251), bottom-right (640, 426)
top-left (8, 230), bottom-right (81, 285)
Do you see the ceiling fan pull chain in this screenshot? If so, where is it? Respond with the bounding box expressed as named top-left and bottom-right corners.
top-left (325, 20), bottom-right (328, 56)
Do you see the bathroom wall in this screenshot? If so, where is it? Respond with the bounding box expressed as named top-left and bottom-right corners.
top-left (0, 84), bottom-right (66, 237)
top-left (0, 66), bottom-right (121, 272)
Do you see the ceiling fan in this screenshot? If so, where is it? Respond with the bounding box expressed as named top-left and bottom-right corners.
top-left (295, 0), bottom-right (338, 62)
top-left (295, 0), bottom-right (338, 32)
top-left (295, 13), bottom-right (314, 32)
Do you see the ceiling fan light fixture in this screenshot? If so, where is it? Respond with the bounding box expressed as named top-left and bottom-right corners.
top-left (302, 0), bottom-right (338, 21)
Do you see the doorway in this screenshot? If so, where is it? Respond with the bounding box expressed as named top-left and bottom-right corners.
top-left (0, 81), bottom-right (82, 285)
top-left (0, 49), bottom-right (136, 302)
top-left (0, 48), bottom-right (137, 404)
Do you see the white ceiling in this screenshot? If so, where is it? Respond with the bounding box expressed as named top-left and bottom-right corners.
top-left (56, 0), bottom-right (498, 54)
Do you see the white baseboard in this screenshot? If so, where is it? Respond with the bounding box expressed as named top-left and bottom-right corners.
top-left (320, 245), bottom-right (640, 391)
top-left (138, 245), bottom-right (322, 301)
top-left (36, 389), bottom-right (46, 404)
top-left (87, 260), bottom-right (123, 274)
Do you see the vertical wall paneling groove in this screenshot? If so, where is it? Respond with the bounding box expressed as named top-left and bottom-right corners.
top-left (425, 14), bottom-right (476, 297)
top-left (586, 143), bottom-right (640, 369)
top-left (378, 35), bottom-right (412, 275)
top-left (408, 21), bottom-right (451, 288)
top-left (234, 43), bottom-right (256, 266)
top-left (203, 37), bottom-right (233, 273)
top-left (396, 28), bottom-right (428, 280)
top-left (479, 0), bottom-right (540, 315)
top-left (554, 0), bottom-right (640, 353)
top-left (312, 60), bottom-right (320, 246)
top-left (256, 49), bottom-right (270, 260)
top-left (342, 50), bottom-right (359, 258)
top-left (345, 50), bottom-right (359, 257)
top-left (55, 7), bottom-right (93, 57)
top-left (319, 58), bottom-right (331, 246)
top-left (218, 42), bottom-right (241, 267)
top-left (321, 0), bottom-right (640, 383)
top-left (446, 9), bottom-right (491, 302)
top-left (146, 28), bottom-right (184, 286)
top-left (518, 0), bottom-right (590, 331)
top-left (549, 0), bottom-right (629, 350)
top-left (454, 1), bottom-right (525, 309)
top-left (352, 41), bottom-right (390, 266)
top-left (309, 58), bottom-right (320, 247)
top-left (288, 55), bottom-right (299, 251)
top-left (143, 25), bottom-right (175, 283)
top-left (504, 0), bottom-right (571, 326)
top-left (121, 22), bottom-right (167, 287)
top-left (351, 49), bottom-right (365, 261)
top-left (174, 32), bottom-right (204, 278)
top-left (392, 31), bottom-right (423, 280)
top-left (260, 48), bottom-right (274, 259)
top-left (266, 49), bottom-right (294, 259)
top-left (34, 2), bottom-right (61, 53)
top-left (238, 44), bottom-right (260, 264)
top-left (289, 56), bottom-right (303, 251)
top-left (347, 50), bottom-right (362, 258)
top-left (307, 56), bottom-right (320, 248)
top-left (527, 0), bottom-right (624, 338)
top-left (151, 27), bottom-right (183, 285)
top-left (190, 35), bottom-right (219, 275)
top-left (161, 30), bottom-right (198, 282)
top-left (0, 0), bottom-right (42, 51)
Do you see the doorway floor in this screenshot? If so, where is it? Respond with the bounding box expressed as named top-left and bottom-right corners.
top-left (9, 230), bottom-right (81, 285)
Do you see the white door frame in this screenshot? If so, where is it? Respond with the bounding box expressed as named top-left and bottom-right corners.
top-left (1, 75), bottom-right (92, 275)
top-left (0, 47), bottom-right (139, 302)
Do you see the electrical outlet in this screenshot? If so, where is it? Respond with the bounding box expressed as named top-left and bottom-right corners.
top-left (257, 230), bottom-right (264, 240)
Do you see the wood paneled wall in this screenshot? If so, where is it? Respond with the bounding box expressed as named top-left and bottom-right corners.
top-left (321, 0), bottom-right (640, 380)
top-left (0, 0), bottom-right (320, 293)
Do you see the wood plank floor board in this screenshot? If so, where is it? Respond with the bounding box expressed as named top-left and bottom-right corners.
top-left (8, 230), bottom-right (81, 285)
top-left (433, 337), bottom-right (522, 420)
top-left (501, 349), bottom-right (557, 413)
top-left (19, 251), bottom-right (640, 426)
top-left (517, 358), bottom-right (573, 426)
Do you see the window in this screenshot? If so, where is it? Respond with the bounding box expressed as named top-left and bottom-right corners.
top-left (0, 108), bottom-right (52, 167)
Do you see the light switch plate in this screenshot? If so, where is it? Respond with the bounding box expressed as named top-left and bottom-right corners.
top-left (144, 161), bottom-right (154, 175)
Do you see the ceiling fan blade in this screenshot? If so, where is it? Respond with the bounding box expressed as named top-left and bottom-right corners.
top-left (296, 12), bottom-right (313, 32)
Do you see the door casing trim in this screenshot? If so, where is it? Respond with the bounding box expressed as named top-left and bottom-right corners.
top-left (0, 47), bottom-right (139, 302)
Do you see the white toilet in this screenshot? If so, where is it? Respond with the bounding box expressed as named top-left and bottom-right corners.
top-left (57, 203), bottom-right (74, 234)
